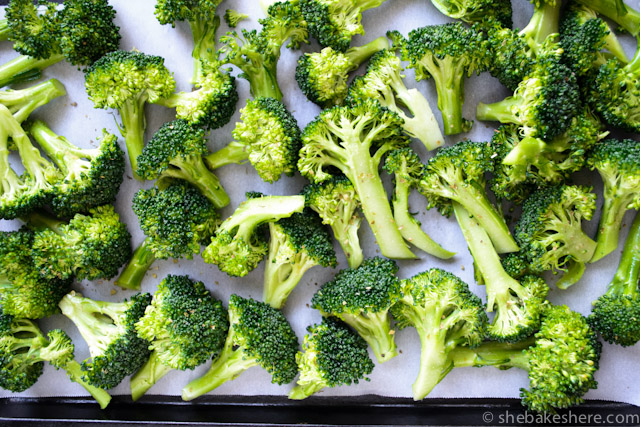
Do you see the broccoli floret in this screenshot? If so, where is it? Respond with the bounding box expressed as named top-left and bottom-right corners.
top-left (224, 9), bottom-right (248, 28)
top-left (383, 148), bottom-right (454, 259)
top-left (586, 139), bottom-right (640, 262)
top-left (130, 275), bottom-right (229, 401)
top-left (264, 209), bottom-right (337, 308)
top-left (137, 119), bottom-right (229, 208)
top-left (391, 268), bottom-right (487, 400)
top-left (417, 140), bottom-right (518, 254)
top-left (296, 36), bottom-right (389, 107)
top-left (428, 0), bottom-right (512, 27)
top-left (154, 0), bottom-right (222, 84)
top-left (0, 0), bottom-right (120, 88)
top-left (84, 50), bottom-right (176, 180)
top-left (219, 0), bottom-right (307, 100)
top-left (300, 0), bottom-right (388, 52)
top-left (58, 291), bottom-right (152, 389)
top-left (302, 176), bottom-right (364, 269)
top-left (476, 50), bottom-right (581, 142)
top-left (298, 99), bottom-right (415, 260)
top-left (0, 315), bottom-right (112, 408)
top-left (393, 23), bottom-right (490, 135)
top-left (26, 120), bottom-right (124, 217)
top-left (154, 60), bottom-right (238, 130)
top-left (0, 228), bottom-right (71, 319)
top-left (589, 212), bottom-right (640, 346)
top-left (448, 305), bottom-right (601, 413)
top-left (182, 295), bottom-right (299, 400)
top-left (454, 203), bottom-right (548, 342)
top-left (27, 206), bottom-right (131, 281)
top-left (116, 181), bottom-right (219, 290)
top-left (501, 251), bottom-right (533, 279)
top-left (560, 2), bottom-right (629, 78)
top-left (346, 49), bottom-right (444, 150)
top-left (0, 77), bottom-right (67, 124)
top-left (575, 0), bottom-right (640, 36)
top-left (311, 257), bottom-right (400, 363)
top-left (204, 97), bottom-right (301, 183)
top-left (288, 317), bottom-right (374, 399)
top-left (515, 185), bottom-right (597, 289)
top-left (203, 193), bottom-right (305, 277)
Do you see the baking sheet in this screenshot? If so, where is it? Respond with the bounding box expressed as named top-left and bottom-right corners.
top-left (0, 0), bottom-right (638, 407)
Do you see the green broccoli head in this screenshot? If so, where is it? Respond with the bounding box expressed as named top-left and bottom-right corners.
top-left (182, 295), bottom-right (299, 401)
top-left (289, 317), bottom-right (374, 399)
top-left (430, 0), bottom-right (512, 27)
top-left (58, 291), bottom-right (152, 389)
top-left (311, 257), bottom-right (400, 363)
top-left (481, 20), bottom-right (533, 90)
top-left (6, 0), bottom-right (60, 60)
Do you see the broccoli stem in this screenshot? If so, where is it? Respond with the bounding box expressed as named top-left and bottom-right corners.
top-left (119, 100), bottom-right (147, 181)
top-left (0, 53), bottom-right (64, 88)
top-left (350, 143), bottom-right (416, 259)
top-left (288, 381), bottom-right (326, 400)
top-left (394, 85), bottom-right (444, 150)
top-left (476, 97), bottom-right (521, 127)
top-left (0, 20), bottom-right (8, 41)
top-left (602, 28), bottom-right (630, 64)
top-left (204, 140), bottom-right (249, 170)
top-left (448, 339), bottom-right (533, 370)
top-left (27, 119), bottom-right (87, 174)
top-left (116, 240), bottom-right (157, 290)
top-left (519, 1), bottom-right (561, 54)
top-left (345, 36), bottom-right (389, 66)
top-left (412, 314), bottom-right (454, 400)
top-left (64, 359), bottom-right (112, 409)
top-left (24, 211), bottom-right (64, 233)
top-left (556, 260), bottom-right (586, 290)
top-left (157, 157), bottom-right (230, 209)
top-left (359, 0), bottom-right (388, 12)
top-left (604, 212), bottom-right (640, 298)
top-left (392, 176), bottom-right (455, 259)
top-left (236, 60), bottom-right (282, 100)
top-left (332, 220), bottom-right (364, 269)
top-left (428, 58), bottom-right (469, 135)
top-left (341, 311), bottom-right (398, 363)
top-left (182, 335), bottom-right (257, 401)
top-left (3, 78), bottom-right (66, 124)
top-left (130, 351), bottom-right (173, 401)
top-left (189, 16), bottom-right (220, 85)
top-left (577, 0), bottom-right (640, 36)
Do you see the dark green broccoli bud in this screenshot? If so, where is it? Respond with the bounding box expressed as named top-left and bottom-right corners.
top-left (27, 120), bottom-right (124, 217)
top-left (449, 305), bottom-right (601, 413)
top-left (383, 148), bottom-right (454, 259)
top-left (27, 206), bottom-right (131, 281)
top-left (589, 212), bottom-right (640, 346)
top-left (560, 2), bottom-right (629, 78)
top-left (296, 36), bottom-right (389, 107)
top-left (131, 275), bottom-right (229, 401)
top-left (454, 203), bottom-right (548, 342)
top-left (289, 317), bottom-right (374, 399)
top-left (515, 185), bottom-right (597, 288)
top-left (391, 268), bottom-right (487, 400)
top-left (396, 23), bottom-right (491, 135)
top-left (428, 0), bottom-right (512, 27)
top-left (224, 9), bottom-right (248, 28)
top-left (0, 228), bottom-right (71, 319)
top-left (300, 0), bottom-right (388, 52)
top-left (0, 315), bottom-right (112, 408)
top-left (154, 0), bottom-right (222, 84)
top-left (501, 252), bottom-right (533, 279)
top-left (58, 291), bottom-right (152, 389)
top-left (84, 50), bottom-right (176, 180)
top-left (219, 0), bottom-right (307, 100)
top-left (116, 181), bottom-right (219, 290)
top-left (311, 257), bottom-right (400, 363)
top-left (575, 0), bottom-right (640, 36)
top-left (182, 294), bottom-right (299, 400)
top-left (346, 49), bottom-right (444, 150)
top-left (154, 60), bottom-right (238, 130)
top-left (203, 194), bottom-right (305, 277)
top-left (587, 139), bottom-right (640, 262)
top-left (265, 209), bottom-right (337, 308)
top-left (477, 50), bottom-right (581, 142)
top-left (137, 119), bottom-right (229, 208)
top-left (205, 97), bottom-right (301, 183)
top-left (418, 140), bottom-right (519, 254)
top-left (302, 176), bottom-right (364, 269)
top-left (298, 99), bottom-right (415, 260)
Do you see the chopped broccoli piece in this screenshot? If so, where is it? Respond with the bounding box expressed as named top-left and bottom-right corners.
top-left (1, 78), bottom-right (67, 124)
top-left (224, 9), bottom-right (248, 28)
top-left (575, 0), bottom-right (640, 36)
top-left (182, 295), bottom-right (299, 400)
top-left (429, 0), bottom-right (512, 27)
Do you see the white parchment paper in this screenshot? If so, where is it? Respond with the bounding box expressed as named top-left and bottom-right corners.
top-left (0, 0), bottom-right (638, 407)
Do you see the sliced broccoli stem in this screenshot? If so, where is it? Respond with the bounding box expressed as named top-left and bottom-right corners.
top-left (448, 339), bottom-right (532, 370)
top-left (119, 100), bottom-right (147, 181)
top-left (182, 333), bottom-right (257, 401)
top-left (476, 97), bottom-right (521, 127)
top-left (0, 53), bottom-right (64, 88)
top-left (204, 140), bottom-right (249, 170)
top-left (332, 220), bottom-right (364, 269)
top-left (0, 20), bottom-right (8, 41)
top-left (116, 240), bottom-right (157, 290)
top-left (350, 143), bottom-right (416, 259)
top-left (189, 16), bottom-right (220, 85)
top-left (130, 351), bottom-right (173, 401)
top-left (519, 1), bottom-right (561, 54)
top-left (556, 260), bottom-right (586, 290)
top-left (359, 0), bottom-right (388, 12)
top-left (4, 79), bottom-right (66, 124)
top-left (553, 217), bottom-right (597, 264)
top-left (393, 176), bottom-right (454, 259)
top-left (393, 84), bottom-right (444, 151)
top-left (412, 314), bottom-right (455, 400)
top-left (605, 212), bottom-right (640, 298)
top-left (344, 36), bottom-right (389, 66)
top-left (64, 359), bottom-right (112, 409)
top-left (428, 59), bottom-right (469, 135)
top-left (28, 119), bottom-right (87, 175)
top-left (577, 0), bottom-right (640, 36)
top-left (244, 64), bottom-right (283, 100)
top-left (158, 157), bottom-right (229, 209)
top-left (288, 381), bottom-right (326, 400)
top-left (341, 311), bottom-right (397, 363)
top-left (501, 136), bottom-right (547, 166)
